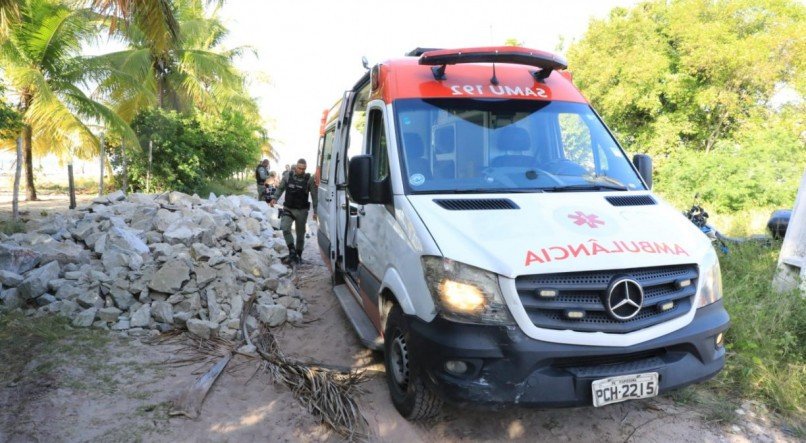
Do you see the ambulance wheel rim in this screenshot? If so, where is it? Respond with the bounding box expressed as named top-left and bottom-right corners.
top-left (390, 333), bottom-right (410, 390)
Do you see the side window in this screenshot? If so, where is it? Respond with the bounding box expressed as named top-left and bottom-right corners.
top-left (346, 84), bottom-right (371, 163)
top-left (319, 129), bottom-right (335, 183)
top-left (558, 113), bottom-right (594, 171)
top-left (368, 109), bottom-right (389, 181)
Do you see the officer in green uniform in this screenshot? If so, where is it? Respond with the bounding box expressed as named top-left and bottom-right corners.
top-left (255, 159), bottom-right (270, 200)
top-left (269, 159), bottom-right (318, 263)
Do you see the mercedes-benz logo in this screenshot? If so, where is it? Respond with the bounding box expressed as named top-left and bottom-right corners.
top-left (605, 278), bottom-right (644, 320)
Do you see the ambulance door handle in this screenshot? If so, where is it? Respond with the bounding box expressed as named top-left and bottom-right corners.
top-left (358, 208), bottom-right (366, 216)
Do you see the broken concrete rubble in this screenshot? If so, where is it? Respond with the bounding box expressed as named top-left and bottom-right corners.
top-left (0, 243), bottom-right (41, 275)
top-left (0, 270), bottom-right (23, 287)
top-left (149, 259), bottom-right (191, 294)
top-left (0, 192), bottom-right (306, 339)
top-left (18, 261), bottom-right (61, 300)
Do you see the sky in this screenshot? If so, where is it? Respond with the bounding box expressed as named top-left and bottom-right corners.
top-left (218, 0), bottom-right (639, 169)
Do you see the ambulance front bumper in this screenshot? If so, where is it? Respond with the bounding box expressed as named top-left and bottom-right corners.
top-left (407, 300), bottom-right (729, 408)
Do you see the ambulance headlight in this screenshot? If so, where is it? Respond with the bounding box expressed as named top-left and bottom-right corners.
top-left (422, 256), bottom-right (514, 325)
top-left (698, 250), bottom-right (723, 308)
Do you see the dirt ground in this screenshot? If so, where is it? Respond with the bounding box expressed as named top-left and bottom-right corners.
top-left (0, 216), bottom-right (798, 442)
top-left (0, 192), bottom-right (95, 222)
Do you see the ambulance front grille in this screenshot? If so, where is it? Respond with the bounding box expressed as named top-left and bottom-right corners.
top-left (515, 264), bottom-right (698, 333)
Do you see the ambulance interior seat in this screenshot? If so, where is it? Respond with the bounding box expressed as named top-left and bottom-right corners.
top-left (402, 133), bottom-right (430, 179)
top-left (491, 126), bottom-right (539, 168)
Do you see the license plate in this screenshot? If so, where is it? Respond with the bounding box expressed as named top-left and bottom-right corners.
top-left (591, 372), bottom-right (659, 407)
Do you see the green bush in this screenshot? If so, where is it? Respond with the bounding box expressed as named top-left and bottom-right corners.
top-left (114, 109), bottom-right (263, 194)
top-left (654, 113), bottom-right (805, 213)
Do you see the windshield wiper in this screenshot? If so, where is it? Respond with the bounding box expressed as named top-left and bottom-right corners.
top-left (589, 175), bottom-right (630, 188)
top-left (542, 183), bottom-right (629, 192)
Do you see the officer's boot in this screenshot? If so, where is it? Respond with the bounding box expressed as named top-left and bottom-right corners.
top-left (295, 249), bottom-right (303, 264)
top-left (285, 246), bottom-right (297, 264)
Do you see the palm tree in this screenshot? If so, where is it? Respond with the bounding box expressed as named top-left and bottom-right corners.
top-left (89, 0), bottom-right (179, 56)
top-left (93, 0), bottom-right (254, 121)
top-left (0, 0), bottom-right (20, 38)
top-left (1, 0), bottom-right (136, 200)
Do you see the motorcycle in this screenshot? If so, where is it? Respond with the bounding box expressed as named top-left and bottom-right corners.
top-left (683, 195), bottom-right (729, 254)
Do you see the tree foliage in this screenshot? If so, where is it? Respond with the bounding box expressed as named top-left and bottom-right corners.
top-left (89, 0), bottom-right (179, 55)
top-left (0, 0), bottom-right (138, 199)
top-left (119, 107), bottom-right (262, 193)
top-left (0, 92), bottom-right (22, 140)
top-left (92, 0), bottom-right (257, 122)
top-left (568, 0), bottom-right (805, 213)
top-left (567, 0), bottom-right (805, 155)
top-left (0, 0), bottom-right (271, 199)
top-left (655, 106), bottom-right (806, 211)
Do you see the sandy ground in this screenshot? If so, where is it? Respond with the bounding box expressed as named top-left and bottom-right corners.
top-left (0, 192), bottom-right (95, 221)
top-left (0, 215), bottom-right (798, 442)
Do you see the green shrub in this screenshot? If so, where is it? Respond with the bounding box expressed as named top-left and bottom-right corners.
top-left (654, 118), bottom-right (805, 213)
top-left (114, 109), bottom-right (263, 194)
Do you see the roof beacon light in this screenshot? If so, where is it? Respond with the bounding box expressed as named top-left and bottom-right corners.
top-left (419, 46), bottom-right (568, 82)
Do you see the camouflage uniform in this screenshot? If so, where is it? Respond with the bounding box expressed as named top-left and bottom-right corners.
top-left (272, 172), bottom-right (317, 257)
top-left (255, 164), bottom-right (270, 200)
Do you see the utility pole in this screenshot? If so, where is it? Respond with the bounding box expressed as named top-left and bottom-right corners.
top-left (98, 132), bottom-right (105, 197)
top-left (12, 136), bottom-right (22, 221)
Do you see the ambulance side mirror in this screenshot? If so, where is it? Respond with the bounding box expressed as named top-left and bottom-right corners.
top-left (348, 155), bottom-right (372, 205)
top-left (632, 154), bottom-right (653, 189)
top-left (348, 155), bottom-right (392, 206)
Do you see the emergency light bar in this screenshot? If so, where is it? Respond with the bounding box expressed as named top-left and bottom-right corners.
top-left (419, 46), bottom-right (568, 82)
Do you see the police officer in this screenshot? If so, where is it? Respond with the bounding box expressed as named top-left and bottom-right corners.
top-left (269, 159), bottom-right (317, 263)
top-left (255, 159), bottom-right (270, 200)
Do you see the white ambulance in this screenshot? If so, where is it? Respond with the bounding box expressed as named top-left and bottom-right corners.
top-left (314, 47), bottom-right (729, 419)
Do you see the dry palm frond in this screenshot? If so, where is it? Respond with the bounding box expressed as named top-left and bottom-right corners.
top-left (147, 285), bottom-right (371, 438)
top-left (242, 294), bottom-right (371, 441)
top-left (147, 329), bottom-right (235, 368)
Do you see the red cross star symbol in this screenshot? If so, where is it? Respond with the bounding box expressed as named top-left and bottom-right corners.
top-left (568, 211), bottom-right (605, 228)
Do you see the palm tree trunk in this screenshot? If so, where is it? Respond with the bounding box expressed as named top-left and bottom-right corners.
top-left (22, 123), bottom-right (36, 201)
top-left (158, 74), bottom-right (165, 109)
top-left (12, 136), bottom-right (22, 221)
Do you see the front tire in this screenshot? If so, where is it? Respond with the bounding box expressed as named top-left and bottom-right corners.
top-left (384, 305), bottom-right (442, 420)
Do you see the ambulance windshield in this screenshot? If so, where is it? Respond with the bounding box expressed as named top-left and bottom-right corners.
top-left (393, 99), bottom-right (645, 193)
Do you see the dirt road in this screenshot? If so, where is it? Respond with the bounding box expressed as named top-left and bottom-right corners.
top-left (0, 230), bottom-right (794, 442)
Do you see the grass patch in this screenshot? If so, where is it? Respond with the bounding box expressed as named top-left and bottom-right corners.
top-left (0, 219), bottom-right (26, 235)
top-left (708, 207), bottom-right (779, 237)
top-left (195, 177), bottom-right (252, 197)
top-left (668, 387), bottom-right (739, 423)
top-left (698, 241), bottom-right (805, 423)
top-left (0, 311), bottom-right (110, 384)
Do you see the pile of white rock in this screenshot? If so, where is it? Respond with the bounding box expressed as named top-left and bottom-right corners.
top-left (0, 190), bottom-right (307, 340)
